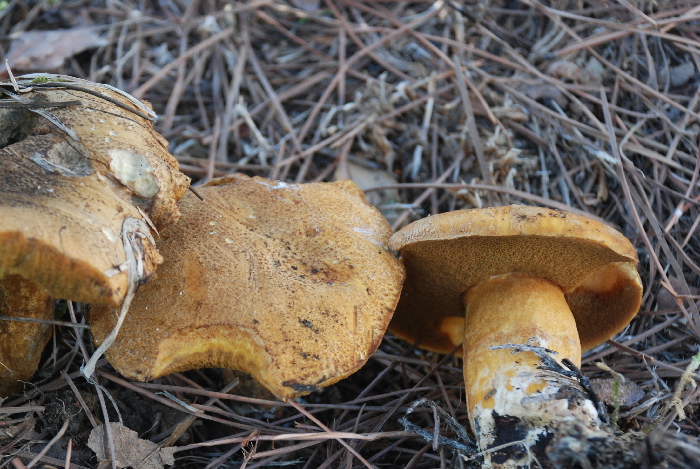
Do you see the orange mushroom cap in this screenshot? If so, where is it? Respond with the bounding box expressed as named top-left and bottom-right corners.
top-left (89, 174), bottom-right (406, 400)
top-left (389, 205), bottom-right (643, 353)
top-left (0, 75), bottom-right (189, 306)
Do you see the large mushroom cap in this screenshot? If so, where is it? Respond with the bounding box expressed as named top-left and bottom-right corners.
top-left (389, 205), bottom-right (642, 353)
top-left (0, 75), bottom-right (189, 306)
top-left (89, 174), bottom-right (405, 400)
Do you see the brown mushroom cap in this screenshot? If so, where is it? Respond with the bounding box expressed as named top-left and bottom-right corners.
top-left (0, 275), bottom-right (54, 397)
top-left (0, 75), bottom-right (189, 306)
top-left (89, 174), bottom-right (405, 400)
top-left (389, 205), bottom-right (642, 353)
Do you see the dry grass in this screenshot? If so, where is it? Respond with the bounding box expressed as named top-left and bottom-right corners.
top-left (1, 0), bottom-right (699, 467)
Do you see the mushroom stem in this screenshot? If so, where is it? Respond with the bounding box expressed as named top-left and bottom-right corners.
top-left (1, 275), bottom-right (54, 397)
top-left (463, 273), bottom-right (603, 468)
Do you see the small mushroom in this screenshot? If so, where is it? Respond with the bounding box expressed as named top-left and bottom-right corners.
top-left (0, 275), bottom-right (53, 397)
top-left (89, 174), bottom-right (406, 400)
top-left (389, 205), bottom-right (642, 467)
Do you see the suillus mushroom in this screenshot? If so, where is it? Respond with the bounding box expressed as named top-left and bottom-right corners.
top-left (0, 75), bottom-right (189, 395)
top-left (0, 275), bottom-right (53, 397)
top-left (0, 74), bottom-right (189, 306)
top-left (389, 205), bottom-right (642, 468)
top-left (89, 174), bottom-right (406, 400)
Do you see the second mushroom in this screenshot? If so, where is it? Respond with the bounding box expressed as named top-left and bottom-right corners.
top-left (389, 205), bottom-right (643, 468)
top-left (89, 174), bottom-right (405, 400)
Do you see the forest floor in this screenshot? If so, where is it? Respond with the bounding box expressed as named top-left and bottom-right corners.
top-left (1, 1), bottom-right (700, 468)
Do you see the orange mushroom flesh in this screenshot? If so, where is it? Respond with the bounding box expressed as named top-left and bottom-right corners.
top-left (389, 205), bottom-right (642, 467)
top-left (89, 174), bottom-right (405, 401)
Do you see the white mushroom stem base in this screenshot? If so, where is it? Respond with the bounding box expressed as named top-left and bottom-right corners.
top-left (463, 273), bottom-right (605, 468)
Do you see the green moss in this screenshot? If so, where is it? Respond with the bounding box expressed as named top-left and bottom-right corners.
top-left (611, 378), bottom-right (621, 433)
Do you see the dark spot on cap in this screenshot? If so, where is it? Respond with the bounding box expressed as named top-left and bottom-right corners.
top-left (282, 381), bottom-right (319, 392)
top-left (300, 319), bottom-right (313, 328)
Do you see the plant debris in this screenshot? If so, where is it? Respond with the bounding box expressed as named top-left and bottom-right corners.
top-left (5, 28), bottom-right (107, 72)
top-left (1, 1), bottom-right (699, 467)
top-left (88, 422), bottom-right (176, 469)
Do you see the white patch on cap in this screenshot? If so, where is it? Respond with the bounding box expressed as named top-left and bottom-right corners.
top-left (101, 227), bottom-right (119, 243)
top-left (108, 149), bottom-right (160, 198)
top-left (353, 226), bottom-right (387, 248)
top-left (257, 179), bottom-right (297, 191)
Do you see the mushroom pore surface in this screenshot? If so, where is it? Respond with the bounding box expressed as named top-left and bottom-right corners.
top-left (389, 205), bottom-right (641, 353)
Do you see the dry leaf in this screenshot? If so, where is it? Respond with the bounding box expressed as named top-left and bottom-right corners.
top-left (334, 161), bottom-right (399, 209)
top-left (658, 61), bottom-right (696, 88)
top-left (589, 378), bottom-right (645, 409)
top-left (6, 29), bottom-right (107, 72)
top-left (88, 422), bottom-right (175, 469)
top-left (656, 275), bottom-right (699, 311)
top-left (547, 57), bottom-right (604, 86)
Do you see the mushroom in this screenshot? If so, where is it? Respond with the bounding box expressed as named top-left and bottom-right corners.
top-left (89, 174), bottom-right (406, 400)
top-left (0, 74), bottom-right (189, 306)
top-left (0, 275), bottom-right (53, 397)
top-left (0, 75), bottom-right (189, 395)
top-left (389, 205), bottom-right (642, 467)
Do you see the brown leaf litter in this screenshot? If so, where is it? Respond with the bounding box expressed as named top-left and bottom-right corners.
top-left (1, 1), bottom-right (699, 467)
